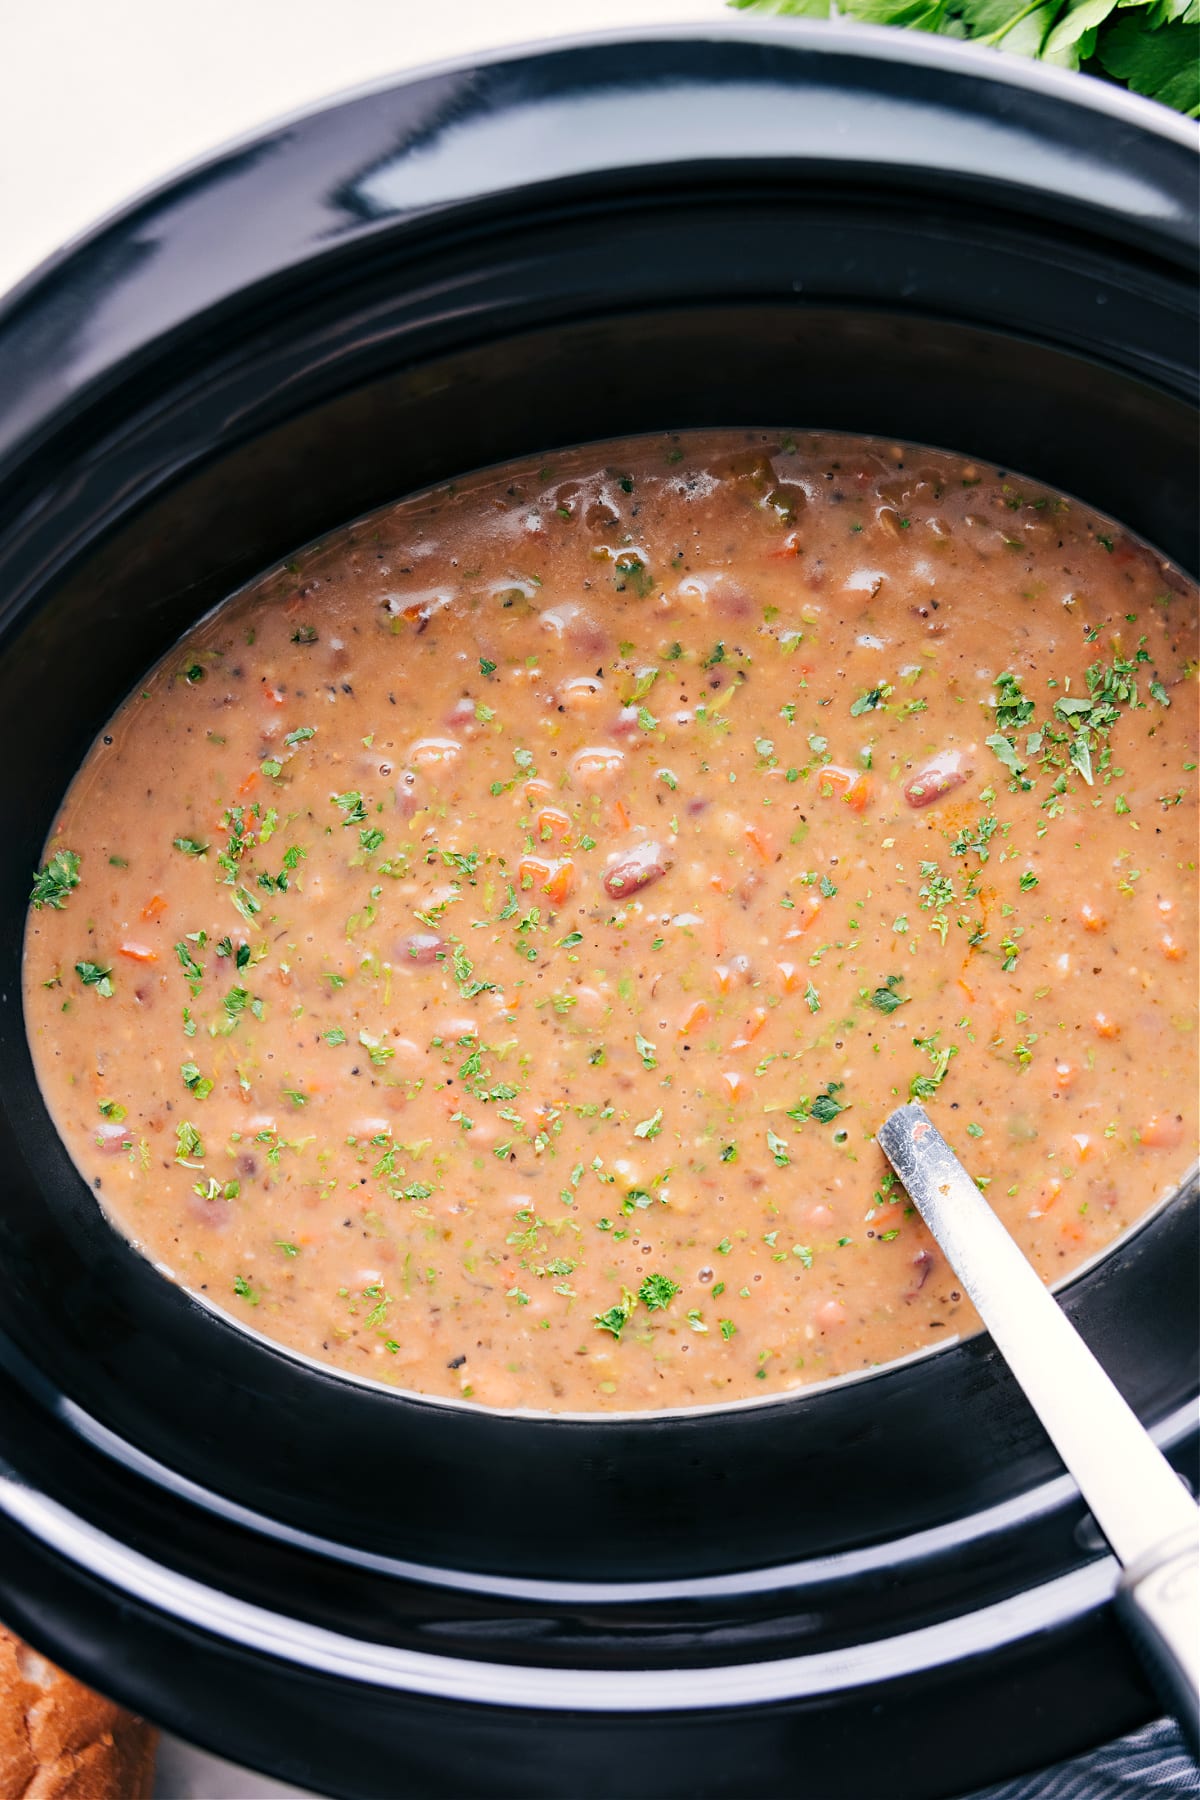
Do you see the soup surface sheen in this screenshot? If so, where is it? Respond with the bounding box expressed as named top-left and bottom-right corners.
top-left (24, 433), bottom-right (1198, 1412)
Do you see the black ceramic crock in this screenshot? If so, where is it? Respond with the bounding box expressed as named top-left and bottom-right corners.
top-left (0, 24), bottom-right (1195, 1800)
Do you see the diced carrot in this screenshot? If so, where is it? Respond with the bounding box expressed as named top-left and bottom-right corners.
top-left (237, 769), bottom-right (259, 797)
top-left (678, 999), bottom-right (710, 1037)
top-left (1070, 1133), bottom-right (1093, 1162)
top-left (719, 1070), bottom-right (744, 1100)
top-left (709, 872), bottom-right (731, 896)
top-left (766, 533), bottom-right (803, 560)
top-left (1051, 1062), bottom-right (1075, 1092)
top-left (713, 965), bottom-right (733, 995)
top-left (1093, 1012), bottom-right (1121, 1039)
top-left (265, 686), bottom-right (287, 707)
top-left (1140, 1113), bottom-right (1183, 1150)
top-left (782, 897), bottom-right (822, 942)
top-left (1160, 934), bottom-right (1185, 962)
top-left (730, 1007), bottom-right (768, 1051)
top-left (536, 806), bottom-right (572, 845)
top-left (519, 855), bottom-right (575, 904)
top-left (957, 977), bottom-right (975, 1003)
top-left (118, 941), bottom-right (158, 962)
top-left (1079, 902), bottom-right (1105, 933)
top-left (1059, 1217), bottom-right (1088, 1244)
top-left (777, 960), bottom-right (802, 994)
top-left (519, 855), bottom-right (552, 891)
top-left (140, 894), bottom-right (168, 922)
top-left (612, 797), bottom-right (631, 832)
top-left (744, 823), bottom-right (775, 865)
top-left (543, 860), bottom-right (576, 906)
top-left (815, 765), bottom-right (872, 812)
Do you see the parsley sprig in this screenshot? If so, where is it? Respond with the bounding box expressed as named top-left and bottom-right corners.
top-left (731, 0), bottom-right (1198, 115)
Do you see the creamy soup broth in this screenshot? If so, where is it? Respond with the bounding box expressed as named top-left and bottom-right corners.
top-left (24, 433), bottom-right (1199, 1411)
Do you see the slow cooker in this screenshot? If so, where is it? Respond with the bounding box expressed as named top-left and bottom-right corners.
top-left (0, 24), bottom-right (1195, 1798)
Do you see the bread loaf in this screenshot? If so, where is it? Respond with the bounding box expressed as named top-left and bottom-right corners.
top-left (0, 1625), bottom-right (156, 1799)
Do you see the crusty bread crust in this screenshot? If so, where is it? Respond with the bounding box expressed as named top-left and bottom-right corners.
top-left (0, 1625), bottom-right (155, 1800)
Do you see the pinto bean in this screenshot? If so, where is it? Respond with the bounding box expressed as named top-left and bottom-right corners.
top-left (903, 750), bottom-right (972, 808)
top-left (395, 931), bottom-right (446, 967)
top-left (603, 842), bottom-right (671, 899)
top-left (94, 1121), bottom-right (134, 1154)
top-left (395, 770), bottom-right (421, 818)
top-left (571, 746), bottom-right (625, 787)
top-left (445, 695), bottom-right (480, 732)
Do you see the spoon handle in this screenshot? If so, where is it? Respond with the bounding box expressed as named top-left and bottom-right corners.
top-left (878, 1103), bottom-right (1199, 1752)
top-left (1115, 1532), bottom-right (1200, 1756)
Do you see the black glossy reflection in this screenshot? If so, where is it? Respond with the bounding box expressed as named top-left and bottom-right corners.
top-left (0, 24), bottom-right (1195, 1800)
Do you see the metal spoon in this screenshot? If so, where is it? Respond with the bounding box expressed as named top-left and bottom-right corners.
top-left (878, 1102), bottom-right (1199, 1754)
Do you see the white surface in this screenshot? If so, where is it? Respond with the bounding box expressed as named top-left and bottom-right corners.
top-left (2, 5), bottom-right (725, 1793)
top-left (154, 1735), bottom-right (318, 1799)
top-left (0, 0), bottom-right (724, 301)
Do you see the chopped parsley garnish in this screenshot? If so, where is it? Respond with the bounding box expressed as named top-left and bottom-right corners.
top-left (452, 943), bottom-right (496, 1000)
top-left (870, 975), bottom-right (907, 1015)
top-left (910, 1033), bottom-right (958, 1102)
top-left (174, 940), bottom-right (204, 996)
top-left (334, 791), bottom-right (367, 826)
top-left (638, 1273), bottom-right (680, 1311)
top-left (75, 961), bottom-right (113, 997)
top-left (175, 1121), bottom-right (204, 1162)
top-left (789, 1082), bottom-right (848, 1125)
top-left (850, 684), bottom-right (892, 716)
top-left (30, 849), bottom-right (81, 911)
top-left (173, 836), bottom-right (209, 857)
top-left (180, 1061), bottom-right (214, 1100)
top-left (593, 1289), bottom-right (636, 1338)
top-left (358, 1030), bottom-right (394, 1066)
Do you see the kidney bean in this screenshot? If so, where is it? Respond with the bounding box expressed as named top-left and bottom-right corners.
top-left (395, 932), bottom-right (446, 967)
top-left (904, 750), bottom-right (972, 808)
top-left (602, 842), bottom-right (670, 899)
top-left (905, 1248), bottom-right (936, 1296)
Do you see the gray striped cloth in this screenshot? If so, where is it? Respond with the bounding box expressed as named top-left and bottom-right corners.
top-left (969, 1719), bottom-right (1199, 1800)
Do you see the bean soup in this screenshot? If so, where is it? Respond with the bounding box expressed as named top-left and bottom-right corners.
top-left (24, 433), bottom-right (1199, 1411)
